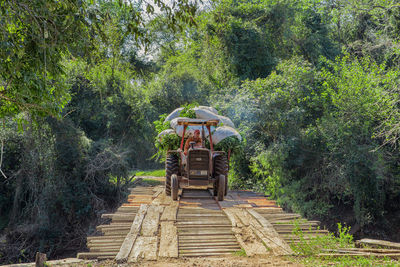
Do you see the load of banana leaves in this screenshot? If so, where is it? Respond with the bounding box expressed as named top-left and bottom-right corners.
top-left (153, 104), bottom-right (242, 161)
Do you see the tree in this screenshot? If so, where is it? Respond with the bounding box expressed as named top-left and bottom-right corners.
top-left (0, 0), bottom-right (198, 118)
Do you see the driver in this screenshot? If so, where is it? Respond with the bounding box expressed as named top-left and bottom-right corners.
top-left (184, 129), bottom-right (202, 155)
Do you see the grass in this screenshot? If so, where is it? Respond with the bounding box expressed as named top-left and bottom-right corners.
top-left (298, 255), bottom-right (399, 267)
top-left (289, 222), bottom-right (399, 266)
top-left (233, 248), bottom-right (247, 257)
top-left (134, 169), bottom-right (165, 177)
top-left (141, 178), bottom-right (163, 186)
top-left (108, 169), bottom-right (164, 185)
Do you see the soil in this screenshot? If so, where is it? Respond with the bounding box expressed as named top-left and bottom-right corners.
top-left (73, 255), bottom-right (302, 267)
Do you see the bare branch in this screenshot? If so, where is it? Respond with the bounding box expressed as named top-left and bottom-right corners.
top-left (0, 120), bottom-right (7, 180)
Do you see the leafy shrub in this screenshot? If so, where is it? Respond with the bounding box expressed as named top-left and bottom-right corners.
top-left (291, 222), bottom-right (354, 256)
top-left (180, 103), bottom-right (198, 118)
top-left (154, 133), bottom-right (181, 161)
top-left (214, 135), bottom-right (243, 154)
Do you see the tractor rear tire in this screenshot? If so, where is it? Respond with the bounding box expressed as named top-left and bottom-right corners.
top-left (171, 174), bottom-right (179, 201)
top-left (214, 154), bottom-right (228, 196)
top-left (165, 153), bottom-right (179, 196)
top-left (213, 180), bottom-right (218, 196)
top-left (217, 175), bottom-right (225, 201)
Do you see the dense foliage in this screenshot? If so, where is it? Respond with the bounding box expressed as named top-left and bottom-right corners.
top-left (143, 0), bottom-right (400, 240)
top-left (2, 0), bottom-right (400, 263)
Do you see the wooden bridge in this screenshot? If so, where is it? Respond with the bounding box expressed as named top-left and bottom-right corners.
top-left (77, 178), bottom-right (325, 262)
top-left (77, 178), bottom-right (400, 263)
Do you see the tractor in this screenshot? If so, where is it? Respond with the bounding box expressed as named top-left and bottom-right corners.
top-left (164, 119), bottom-right (229, 201)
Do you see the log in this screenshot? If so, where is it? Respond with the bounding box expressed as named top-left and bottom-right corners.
top-left (128, 236), bottom-right (158, 262)
top-left (247, 209), bottom-right (293, 256)
top-left (222, 208), bottom-right (241, 228)
top-left (152, 187), bottom-right (163, 199)
top-left (115, 204), bottom-right (148, 263)
top-left (318, 253), bottom-right (400, 259)
top-left (35, 252), bottom-right (47, 267)
top-left (78, 252), bottom-right (117, 259)
top-left (223, 208), bottom-right (268, 256)
top-left (160, 202), bottom-right (178, 221)
top-left (356, 238), bottom-right (400, 250)
top-left (331, 248), bottom-right (400, 253)
top-left (159, 221), bottom-right (178, 258)
top-left (141, 205), bottom-right (163, 236)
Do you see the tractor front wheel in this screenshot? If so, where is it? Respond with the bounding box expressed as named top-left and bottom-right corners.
top-left (171, 174), bottom-right (179, 201)
top-left (217, 175), bottom-right (225, 201)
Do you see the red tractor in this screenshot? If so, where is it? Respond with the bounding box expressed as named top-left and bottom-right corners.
top-left (165, 119), bottom-right (228, 201)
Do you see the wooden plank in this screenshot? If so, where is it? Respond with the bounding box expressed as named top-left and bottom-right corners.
top-left (273, 225), bottom-right (318, 231)
top-left (86, 235), bottom-right (126, 242)
top-left (223, 208), bottom-right (268, 256)
top-left (179, 236), bottom-right (236, 241)
top-left (227, 208), bottom-right (253, 227)
top-left (99, 223), bottom-right (131, 229)
top-left (178, 217), bottom-right (226, 222)
top-left (160, 202), bottom-right (178, 221)
top-left (88, 242), bottom-right (123, 248)
top-left (178, 229), bottom-right (233, 235)
top-left (179, 239), bottom-right (237, 244)
top-left (179, 242), bottom-right (238, 247)
top-left (177, 219), bottom-right (230, 224)
top-left (317, 253), bottom-right (400, 258)
top-left (143, 236), bottom-right (159, 261)
top-left (179, 232), bottom-right (233, 236)
top-left (179, 252), bottom-right (235, 257)
top-left (77, 252), bottom-right (117, 259)
top-left (253, 208), bottom-right (283, 214)
top-left (97, 256), bottom-right (116, 260)
top-left (327, 248), bottom-right (400, 253)
top-left (141, 205), bottom-right (163, 236)
top-left (152, 187), bottom-right (163, 199)
top-left (160, 195), bottom-right (173, 206)
top-left (247, 209), bottom-right (293, 256)
top-left (178, 208), bottom-right (221, 213)
top-left (178, 214), bottom-right (225, 217)
top-left (177, 224), bottom-right (232, 228)
top-left (271, 222), bottom-right (318, 227)
top-left (115, 204), bottom-right (148, 263)
top-left (103, 230), bottom-right (130, 235)
top-left (90, 247), bottom-right (121, 252)
top-left (117, 207), bottom-right (139, 213)
top-left (97, 223), bottom-right (131, 229)
top-left (322, 248), bottom-right (400, 254)
top-left (179, 248), bottom-right (239, 253)
top-left (102, 214), bottom-right (136, 220)
top-left (356, 239), bottom-right (400, 249)
top-left (223, 208), bottom-right (241, 227)
top-left (159, 221), bottom-right (178, 258)
top-left (128, 236), bottom-right (158, 262)
top-left (276, 229), bottom-right (328, 234)
top-left (180, 245), bottom-right (240, 250)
